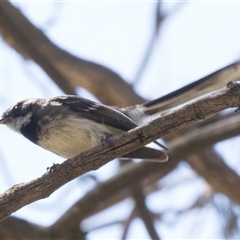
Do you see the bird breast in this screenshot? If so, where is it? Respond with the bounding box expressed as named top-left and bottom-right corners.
top-left (37, 115), bottom-right (124, 158)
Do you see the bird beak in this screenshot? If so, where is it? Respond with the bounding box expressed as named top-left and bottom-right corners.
top-left (0, 116), bottom-right (7, 124)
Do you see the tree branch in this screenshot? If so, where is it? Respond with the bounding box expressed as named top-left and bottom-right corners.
top-left (0, 216), bottom-right (47, 239)
top-left (51, 106), bottom-right (240, 234)
top-left (132, 185), bottom-right (161, 240)
top-left (0, 82), bottom-right (239, 223)
top-left (186, 148), bottom-right (240, 202)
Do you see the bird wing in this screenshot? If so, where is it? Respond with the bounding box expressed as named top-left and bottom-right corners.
top-left (49, 96), bottom-right (137, 131)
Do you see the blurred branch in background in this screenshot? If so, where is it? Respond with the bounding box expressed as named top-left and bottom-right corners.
top-left (0, 0), bottom-right (142, 106)
top-left (133, 1), bottom-right (184, 85)
top-left (0, 1), bottom-right (240, 239)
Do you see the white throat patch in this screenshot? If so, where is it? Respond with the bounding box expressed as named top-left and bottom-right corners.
top-left (7, 112), bottom-right (32, 133)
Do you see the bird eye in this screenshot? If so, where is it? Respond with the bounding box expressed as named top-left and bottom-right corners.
top-left (12, 104), bottom-right (22, 116)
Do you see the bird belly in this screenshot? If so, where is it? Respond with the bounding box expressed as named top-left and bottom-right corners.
top-left (37, 116), bottom-right (124, 158)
